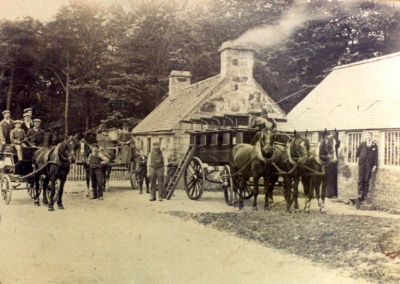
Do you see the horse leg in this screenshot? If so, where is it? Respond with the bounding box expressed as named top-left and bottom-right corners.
top-left (265, 175), bottom-right (278, 210)
top-left (320, 177), bottom-right (327, 214)
top-left (34, 174), bottom-right (40, 206)
top-left (57, 177), bottom-right (66, 209)
top-left (104, 167), bottom-right (110, 192)
top-left (283, 176), bottom-right (293, 213)
top-left (48, 176), bottom-right (56, 211)
top-left (252, 176), bottom-right (259, 211)
top-left (302, 176), bottom-right (312, 213)
top-left (293, 176), bottom-right (300, 213)
top-left (42, 178), bottom-right (49, 206)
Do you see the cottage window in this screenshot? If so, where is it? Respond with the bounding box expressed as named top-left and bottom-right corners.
top-left (346, 132), bottom-right (362, 163)
top-left (384, 131), bottom-right (400, 166)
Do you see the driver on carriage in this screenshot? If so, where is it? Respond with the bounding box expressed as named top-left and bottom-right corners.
top-left (26, 119), bottom-right (45, 147)
top-left (10, 120), bottom-right (28, 161)
top-left (247, 91), bottom-right (274, 131)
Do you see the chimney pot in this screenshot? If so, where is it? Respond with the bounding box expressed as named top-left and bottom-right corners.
top-left (219, 41), bottom-right (255, 79)
top-left (169, 71), bottom-right (191, 97)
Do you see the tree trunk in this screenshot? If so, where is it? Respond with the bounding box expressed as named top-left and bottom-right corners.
top-left (65, 52), bottom-right (70, 136)
top-left (6, 67), bottom-right (14, 111)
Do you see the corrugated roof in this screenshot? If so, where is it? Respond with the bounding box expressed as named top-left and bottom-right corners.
top-left (132, 75), bottom-right (221, 133)
top-left (286, 52), bottom-right (400, 131)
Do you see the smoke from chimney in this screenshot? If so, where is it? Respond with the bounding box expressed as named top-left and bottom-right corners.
top-left (232, 2), bottom-right (327, 48)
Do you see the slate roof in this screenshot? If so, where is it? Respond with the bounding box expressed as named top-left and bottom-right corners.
top-left (286, 52), bottom-right (400, 131)
top-left (132, 75), bottom-right (221, 134)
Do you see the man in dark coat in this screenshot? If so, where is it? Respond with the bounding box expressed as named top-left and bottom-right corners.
top-left (27, 119), bottom-right (45, 147)
top-left (356, 132), bottom-right (378, 203)
top-left (21, 112), bottom-right (33, 133)
top-left (147, 142), bottom-right (166, 201)
top-left (0, 110), bottom-right (15, 149)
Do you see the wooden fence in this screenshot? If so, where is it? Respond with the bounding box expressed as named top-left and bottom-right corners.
top-left (68, 164), bottom-right (129, 181)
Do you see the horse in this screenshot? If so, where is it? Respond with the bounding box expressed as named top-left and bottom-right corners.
top-left (301, 130), bottom-right (339, 213)
top-left (32, 136), bottom-right (78, 211)
top-left (75, 139), bottom-right (116, 196)
top-left (266, 132), bottom-right (310, 213)
top-left (230, 124), bottom-right (277, 211)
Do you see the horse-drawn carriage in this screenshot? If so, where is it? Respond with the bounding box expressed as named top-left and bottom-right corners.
top-left (0, 146), bottom-right (45, 204)
top-left (163, 114), bottom-right (339, 213)
top-left (76, 128), bottom-right (138, 190)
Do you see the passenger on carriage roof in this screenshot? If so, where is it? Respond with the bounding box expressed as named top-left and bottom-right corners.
top-left (0, 110), bottom-right (15, 147)
top-left (117, 123), bottom-right (135, 164)
top-left (10, 120), bottom-right (27, 160)
top-left (27, 119), bottom-right (44, 147)
top-left (247, 91), bottom-right (273, 130)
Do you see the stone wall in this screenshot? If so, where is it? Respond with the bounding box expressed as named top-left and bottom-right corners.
top-left (337, 130), bottom-right (400, 210)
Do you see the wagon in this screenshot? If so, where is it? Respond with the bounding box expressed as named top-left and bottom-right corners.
top-left (94, 129), bottom-right (138, 189)
top-left (0, 146), bottom-right (49, 204)
top-left (163, 114), bottom-right (270, 205)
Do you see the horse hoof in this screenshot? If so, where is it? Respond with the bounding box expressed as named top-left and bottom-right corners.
top-left (48, 207), bottom-right (54, 211)
top-left (34, 202), bottom-right (40, 206)
top-left (58, 205), bottom-right (64, 210)
top-left (252, 207), bottom-right (258, 211)
top-left (320, 209), bottom-right (326, 214)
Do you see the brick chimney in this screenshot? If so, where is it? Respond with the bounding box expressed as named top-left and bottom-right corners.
top-left (219, 41), bottom-right (255, 79)
top-left (169, 71), bottom-right (191, 97)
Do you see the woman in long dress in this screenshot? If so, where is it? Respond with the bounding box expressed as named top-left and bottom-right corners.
top-left (117, 123), bottom-right (135, 165)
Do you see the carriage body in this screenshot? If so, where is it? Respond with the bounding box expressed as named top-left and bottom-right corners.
top-left (0, 146), bottom-right (40, 204)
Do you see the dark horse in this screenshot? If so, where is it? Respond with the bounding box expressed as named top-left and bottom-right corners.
top-left (230, 124), bottom-right (277, 211)
top-left (33, 136), bottom-right (78, 211)
top-left (76, 139), bottom-right (115, 196)
top-left (301, 130), bottom-right (339, 213)
top-left (266, 132), bottom-right (310, 213)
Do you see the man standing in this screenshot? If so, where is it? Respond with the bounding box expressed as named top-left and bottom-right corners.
top-left (0, 110), bottom-right (15, 149)
top-left (27, 119), bottom-right (44, 147)
top-left (164, 148), bottom-right (179, 194)
top-left (356, 132), bottom-right (378, 205)
top-left (86, 144), bottom-right (109, 200)
top-left (247, 91), bottom-right (273, 130)
top-left (147, 142), bottom-right (166, 201)
top-left (136, 148), bottom-right (150, 194)
top-left (10, 120), bottom-right (27, 160)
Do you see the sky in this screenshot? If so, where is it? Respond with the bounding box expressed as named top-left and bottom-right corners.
top-left (0, 0), bottom-right (131, 22)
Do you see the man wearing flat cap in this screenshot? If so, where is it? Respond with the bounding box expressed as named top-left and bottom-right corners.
top-left (10, 120), bottom-right (27, 160)
top-left (27, 119), bottom-right (44, 147)
top-left (0, 110), bottom-right (15, 148)
top-left (147, 142), bottom-right (167, 201)
top-left (21, 111), bottom-right (34, 133)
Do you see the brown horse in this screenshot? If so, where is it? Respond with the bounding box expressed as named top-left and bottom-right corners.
top-left (266, 132), bottom-right (310, 213)
top-left (32, 136), bottom-right (78, 211)
top-left (301, 130), bottom-right (339, 213)
top-left (231, 124), bottom-right (277, 211)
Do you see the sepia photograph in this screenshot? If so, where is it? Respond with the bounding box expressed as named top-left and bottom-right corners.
top-left (0, 0), bottom-right (400, 283)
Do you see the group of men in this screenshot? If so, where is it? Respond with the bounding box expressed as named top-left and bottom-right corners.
top-left (0, 108), bottom-right (45, 160)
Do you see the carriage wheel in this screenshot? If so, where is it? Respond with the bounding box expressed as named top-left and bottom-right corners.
top-left (27, 179), bottom-right (37, 200)
top-left (242, 181), bottom-right (254, 200)
top-left (1, 175), bottom-right (12, 204)
top-left (129, 162), bottom-right (138, 190)
top-left (222, 165), bottom-right (234, 206)
top-left (41, 179), bottom-right (59, 204)
top-left (184, 157), bottom-right (204, 200)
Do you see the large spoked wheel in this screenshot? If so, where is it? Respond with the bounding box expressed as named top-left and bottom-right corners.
top-left (242, 181), bottom-right (254, 200)
top-left (1, 174), bottom-right (12, 204)
top-left (222, 165), bottom-right (234, 206)
top-left (184, 157), bottom-right (204, 200)
top-left (27, 179), bottom-right (41, 200)
top-left (41, 179), bottom-right (59, 204)
top-left (129, 162), bottom-right (138, 189)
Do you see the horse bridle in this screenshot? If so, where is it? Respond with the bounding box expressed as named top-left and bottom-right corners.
top-left (287, 138), bottom-right (308, 165)
top-left (318, 135), bottom-right (337, 164)
top-left (259, 130), bottom-right (276, 162)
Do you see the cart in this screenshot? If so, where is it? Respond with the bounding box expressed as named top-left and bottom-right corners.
top-left (0, 146), bottom-right (51, 204)
top-left (163, 114), bottom-right (271, 205)
top-left (96, 129), bottom-right (138, 189)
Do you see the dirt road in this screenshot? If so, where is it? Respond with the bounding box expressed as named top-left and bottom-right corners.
top-left (0, 181), bottom-right (370, 284)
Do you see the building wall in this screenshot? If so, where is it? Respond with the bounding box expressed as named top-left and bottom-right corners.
top-left (337, 130), bottom-right (400, 209)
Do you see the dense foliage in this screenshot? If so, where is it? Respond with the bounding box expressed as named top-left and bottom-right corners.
top-left (1, 0), bottom-right (400, 134)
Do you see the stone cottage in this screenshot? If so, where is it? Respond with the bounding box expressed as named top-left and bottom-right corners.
top-left (131, 41), bottom-right (286, 158)
top-left (286, 52), bottom-right (400, 209)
